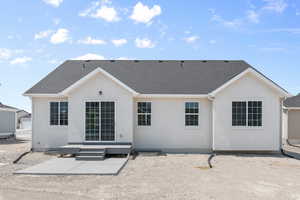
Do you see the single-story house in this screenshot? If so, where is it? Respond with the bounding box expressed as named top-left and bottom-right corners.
top-left (283, 94), bottom-right (300, 144)
top-left (0, 102), bottom-right (17, 138)
top-left (24, 60), bottom-right (290, 152)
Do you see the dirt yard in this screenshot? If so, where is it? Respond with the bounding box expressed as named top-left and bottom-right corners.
top-left (1, 134), bottom-right (300, 200)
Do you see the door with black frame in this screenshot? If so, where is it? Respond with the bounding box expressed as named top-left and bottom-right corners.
top-left (85, 101), bottom-right (115, 142)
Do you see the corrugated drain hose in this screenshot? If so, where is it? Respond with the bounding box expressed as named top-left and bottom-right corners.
top-left (13, 149), bottom-right (32, 164)
top-left (208, 153), bottom-right (216, 168)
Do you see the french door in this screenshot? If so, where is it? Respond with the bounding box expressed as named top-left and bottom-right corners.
top-left (85, 101), bottom-right (115, 142)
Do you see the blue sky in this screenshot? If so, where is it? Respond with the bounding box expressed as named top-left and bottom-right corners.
top-left (0, 0), bottom-right (300, 112)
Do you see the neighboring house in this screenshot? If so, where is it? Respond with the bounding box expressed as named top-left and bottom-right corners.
top-left (24, 60), bottom-right (290, 152)
top-left (16, 110), bottom-right (32, 129)
top-left (283, 94), bottom-right (300, 144)
top-left (0, 102), bottom-right (17, 138)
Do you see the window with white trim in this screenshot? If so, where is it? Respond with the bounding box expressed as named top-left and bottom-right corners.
top-left (137, 102), bottom-right (151, 126)
top-left (248, 101), bottom-right (262, 127)
top-left (50, 102), bottom-right (68, 126)
top-left (185, 102), bottom-right (199, 126)
top-left (232, 101), bottom-right (262, 127)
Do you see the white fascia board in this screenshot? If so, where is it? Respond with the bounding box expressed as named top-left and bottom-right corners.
top-left (136, 94), bottom-right (208, 98)
top-left (0, 108), bottom-right (17, 112)
top-left (60, 67), bottom-right (139, 96)
top-left (209, 68), bottom-right (291, 97)
top-left (285, 107), bottom-right (300, 110)
top-left (23, 93), bottom-right (65, 98)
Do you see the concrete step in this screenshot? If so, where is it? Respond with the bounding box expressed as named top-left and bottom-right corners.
top-left (79, 148), bottom-right (106, 152)
top-left (77, 151), bottom-right (105, 156)
top-left (75, 155), bottom-right (105, 161)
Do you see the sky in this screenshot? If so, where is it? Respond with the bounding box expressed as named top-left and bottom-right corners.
top-left (0, 0), bottom-right (300, 112)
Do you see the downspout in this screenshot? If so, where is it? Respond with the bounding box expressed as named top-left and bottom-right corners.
top-left (207, 95), bottom-right (216, 168)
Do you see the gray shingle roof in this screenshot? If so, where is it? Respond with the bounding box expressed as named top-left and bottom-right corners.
top-left (284, 94), bottom-right (300, 107)
top-left (0, 102), bottom-right (18, 110)
top-left (24, 60), bottom-right (255, 95)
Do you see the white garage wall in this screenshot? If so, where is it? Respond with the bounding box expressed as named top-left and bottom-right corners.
top-left (133, 98), bottom-right (212, 152)
top-left (32, 97), bottom-right (68, 151)
top-left (68, 71), bottom-right (134, 144)
top-left (0, 110), bottom-right (16, 134)
top-left (213, 73), bottom-right (282, 151)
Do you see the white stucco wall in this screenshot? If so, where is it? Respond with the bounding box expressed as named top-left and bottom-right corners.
top-left (133, 98), bottom-right (212, 152)
top-left (32, 97), bottom-right (68, 150)
top-left (68, 71), bottom-right (134, 144)
top-left (213, 73), bottom-right (282, 151)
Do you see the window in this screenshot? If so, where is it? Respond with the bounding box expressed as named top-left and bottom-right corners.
top-left (232, 102), bottom-right (246, 126)
top-left (248, 101), bottom-right (262, 127)
top-left (232, 101), bottom-right (262, 127)
top-left (185, 102), bottom-right (199, 126)
top-left (50, 102), bottom-right (59, 125)
top-left (50, 102), bottom-right (68, 126)
top-left (60, 102), bottom-right (68, 125)
top-left (137, 102), bottom-right (151, 126)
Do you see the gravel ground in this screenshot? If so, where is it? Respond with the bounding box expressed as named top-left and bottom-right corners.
top-left (0, 135), bottom-right (300, 200)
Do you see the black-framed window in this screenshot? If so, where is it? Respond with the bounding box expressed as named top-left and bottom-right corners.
top-left (50, 102), bottom-right (68, 126)
top-left (232, 102), bottom-right (246, 126)
top-left (137, 102), bottom-right (151, 126)
top-left (50, 102), bottom-right (59, 125)
top-left (232, 101), bottom-right (262, 127)
top-left (248, 101), bottom-right (262, 127)
top-left (60, 102), bottom-right (68, 125)
top-left (185, 102), bottom-right (199, 126)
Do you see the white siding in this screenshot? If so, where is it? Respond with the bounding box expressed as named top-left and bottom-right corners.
top-left (68, 71), bottom-right (134, 143)
top-left (213, 73), bottom-right (281, 151)
top-left (0, 110), bottom-right (16, 134)
top-left (134, 98), bottom-right (212, 152)
top-left (32, 97), bottom-right (68, 151)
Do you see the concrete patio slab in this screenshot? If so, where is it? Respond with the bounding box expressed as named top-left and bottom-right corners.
top-left (14, 157), bottom-right (128, 175)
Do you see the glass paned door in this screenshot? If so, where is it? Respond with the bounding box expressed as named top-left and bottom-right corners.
top-left (85, 102), bottom-right (100, 141)
top-left (101, 102), bottom-right (115, 141)
top-left (85, 101), bottom-right (115, 141)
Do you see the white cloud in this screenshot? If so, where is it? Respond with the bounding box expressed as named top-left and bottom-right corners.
top-left (0, 48), bottom-right (12, 60)
top-left (80, 1), bottom-right (119, 22)
top-left (92, 6), bottom-right (120, 22)
top-left (10, 56), bottom-right (32, 65)
top-left (246, 10), bottom-right (260, 23)
top-left (34, 30), bottom-right (53, 40)
top-left (43, 0), bottom-right (63, 7)
top-left (209, 40), bottom-right (217, 44)
top-left (262, 0), bottom-right (287, 13)
top-left (50, 28), bottom-right (70, 44)
top-left (212, 14), bottom-right (242, 28)
top-left (297, 11), bottom-right (300, 16)
top-left (184, 35), bottom-right (199, 43)
top-left (130, 2), bottom-right (161, 24)
top-left (111, 39), bottom-right (127, 47)
top-left (78, 36), bottom-right (106, 45)
top-left (135, 38), bottom-right (155, 48)
top-left (73, 53), bottom-right (105, 60)
top-left (262, 28), bottom-right (300, 34)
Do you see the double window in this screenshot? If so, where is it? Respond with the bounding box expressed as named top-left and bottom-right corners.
top-left (185, 102), bottom-right (199, 126)
top-left (137, 102), bottom-right (151, 126)
top-left (232, 101), bottom-right (262, 127)
top-left (50, 102), bottom-right (68, 126)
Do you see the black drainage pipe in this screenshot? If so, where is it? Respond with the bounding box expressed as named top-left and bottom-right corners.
top-left (280, 148), bottom-right (295, 159)
top-left (13, 149), bottom-right (32, 164)
top-left (208, 153), bottom-right (216, 168)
